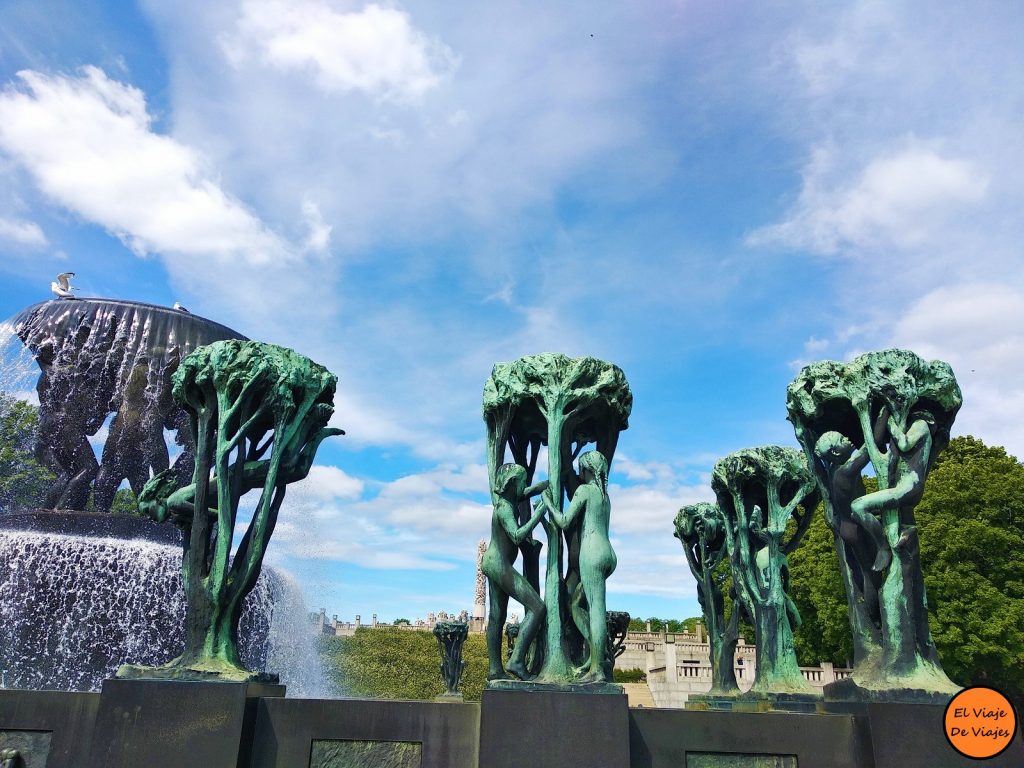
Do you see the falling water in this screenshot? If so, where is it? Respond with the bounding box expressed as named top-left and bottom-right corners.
top-left (0, 526), bottom-right (327, 695)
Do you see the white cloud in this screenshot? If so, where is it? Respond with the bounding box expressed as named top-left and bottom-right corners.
top-left (222, 0), bottom-right (457, 102)
top-left (294, 464), bottom-right (364, 501)
top-left (888, 282), bottom-right (1024, 457)
top-left (748, 144), bottom-right (988, 255)
top-left (0, 67), bottom-right (292, 266)
top-left (0, 216), bottom-right (46, 247)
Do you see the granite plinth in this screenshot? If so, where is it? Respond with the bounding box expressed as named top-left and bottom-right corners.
top-left (480, 688), bottom-right (630, 768)
top-left (249, 697), bottom-right (479, 768)
top-left (688, 691), bottom-right (821, 714)
top-left (824, 676), bottom-right (958, 705)
top-left (85, 678), bottom-right (283, 768)
top-left (862, 701), bottom-right (1023, 768)
top-left (0, 690), bottom-right (99, 768)
top-left (628, 707), bottom-right (870, 768)
top-left (486, 678), bottom-right (623, 695)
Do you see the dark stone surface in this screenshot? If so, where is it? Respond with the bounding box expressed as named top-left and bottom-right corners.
top-left (486, 679), bottom-right (623, 695)
top-left (0, 510), bottom-right (181, 544)
top-left (250, 697), bottom-right (480, 768)
top-left (85, 678), bottom-right (283, 768)
top-left (0, 730), bottom-right (52, 768)
top-left (864, 702), bottom-right (1024, 768)
top-left (628, 707), bottom-right (873, 768)
top-left (824, 678), bottom-right (956, 705)
top-left (0, 689), bottom-right (99, 768)
top-left (480, 689), bottom-right (630, 768)
top-left (310, 738), bottom-right (422, 768)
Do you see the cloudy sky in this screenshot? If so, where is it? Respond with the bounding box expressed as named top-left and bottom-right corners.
top-left (1, 1), bottom-right (1021, 624)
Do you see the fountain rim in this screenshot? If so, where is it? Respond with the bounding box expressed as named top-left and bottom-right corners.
top-left (0, 509), bottom-right (182, 545)
top-left (10, 298), bottom-right (248, 341)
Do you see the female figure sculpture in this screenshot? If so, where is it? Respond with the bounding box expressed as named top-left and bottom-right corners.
top-left (540, 450), bottom-right (616, 682)
top-left (482, 463), bottom-right (549, 680)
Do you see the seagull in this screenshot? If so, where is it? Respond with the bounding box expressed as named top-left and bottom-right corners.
top-left (51, 272), bottom-right (77, 299)
top-left (173, 302), bottom-right (190, 312)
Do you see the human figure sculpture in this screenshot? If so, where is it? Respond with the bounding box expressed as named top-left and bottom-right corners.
top-left (851, 410), bottom-right (935, 552)
top-left (482, 464), bottom-right (548, 680)
top-left (539, 450), bottom-right (616, 682)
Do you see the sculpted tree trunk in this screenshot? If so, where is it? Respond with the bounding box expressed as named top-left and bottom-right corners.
top-left (674, 503), bottom-right (740, 695)
top-left (712, 447), bottom-right (818, 695)
top-left (787, 348), bottom-right (961, 700)
top-left (127, 340), bottom-right (342, 682)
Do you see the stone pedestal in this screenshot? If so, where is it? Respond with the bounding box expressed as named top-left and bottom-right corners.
top-left (85, 679), bottom-right (284, 768)
top-left (823, 700), bottom-right (1024, 768)
top-left (480, 689), bottom-right (630, 768)
top-left (0, 690), bottom-right (99, 768)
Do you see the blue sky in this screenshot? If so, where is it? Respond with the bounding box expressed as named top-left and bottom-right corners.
top-left (1, 1), bottom-right (1022, 625)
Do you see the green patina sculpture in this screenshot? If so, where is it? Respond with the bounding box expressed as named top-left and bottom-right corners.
top-left (433, 621), bottom-right (469, 699)
top-left (123, 340), bottom-right (342, 682)
top-left (787, 348), bottom-right (961, 699)
top-left (482, 353), bottom-right (631, 686)
top-left (712, 447), bottom-right (818, 695)
top-left (674, 503), bottom-right (742, 695)
top-left (604, 610), bottom-right (631, 680)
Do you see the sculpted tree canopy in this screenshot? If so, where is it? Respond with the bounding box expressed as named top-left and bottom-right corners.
top-left (482, 353), bottom-right (631, 686)
top-left (127, 340), bottom-right (342, 682)
top-left (712, 446), bottom-right (818, 695)
top-left (787, 348), bottom-right (961, 700)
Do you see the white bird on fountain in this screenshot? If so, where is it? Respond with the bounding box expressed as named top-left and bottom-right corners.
top-left (50, 272), bottom-right (77, 299)
top-left (173, 302), bottom-right (189, 312)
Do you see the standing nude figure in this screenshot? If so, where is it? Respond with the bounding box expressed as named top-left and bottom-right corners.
top-left (482, 464), bottom-right (549, 680)
top-left (540, 450), bottom-right (616, 682)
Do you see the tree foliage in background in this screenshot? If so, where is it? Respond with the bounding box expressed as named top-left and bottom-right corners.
top-left (317, 628), bottom-right (490, 701)
top-left (0, 393), bottom-right (54, 513)
top-left (787, 436), bottom-right (1024, 694)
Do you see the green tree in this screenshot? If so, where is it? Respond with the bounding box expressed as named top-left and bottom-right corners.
top-left (787, 436), bottom-right (1024, 694)
top-left (0, 393), bottom-right (54, 513)
top-left (915, 437), bottom-right (1024, 693)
